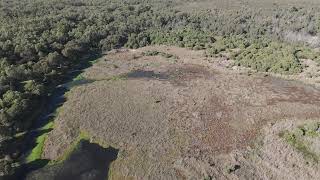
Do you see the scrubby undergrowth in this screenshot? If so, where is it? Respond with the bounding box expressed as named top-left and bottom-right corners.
top-left (280, 122), bottom-right (320, 163)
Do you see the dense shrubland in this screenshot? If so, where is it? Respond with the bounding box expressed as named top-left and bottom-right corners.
top-left (148, 28), bottom-right (216, 50)
top-left (1, 0), bottom-right (320, 177)
top-left (234, 42), bottom-right (302, 74)
top-left (206, 36), bottom-right (316, 74)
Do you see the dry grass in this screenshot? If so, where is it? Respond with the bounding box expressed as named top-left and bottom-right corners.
top-left (43, 46), bottom-right (320, 179)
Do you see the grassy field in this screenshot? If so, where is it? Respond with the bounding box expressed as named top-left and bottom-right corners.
top-left (35, 46), bottom-right (320, 179)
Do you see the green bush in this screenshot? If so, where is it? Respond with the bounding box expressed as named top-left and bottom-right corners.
top-left (149, 28), bottom-right (215, 50)
top-left (234, 41), bottom-right (302, 74)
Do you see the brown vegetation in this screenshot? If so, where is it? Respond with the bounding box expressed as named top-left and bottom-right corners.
top-left (43, 46), bottom-right (320, 179)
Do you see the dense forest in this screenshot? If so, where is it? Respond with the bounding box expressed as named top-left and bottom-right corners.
top-left (1, 0), bottom-right (320, 177)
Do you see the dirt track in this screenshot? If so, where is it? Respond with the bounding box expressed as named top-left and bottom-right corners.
top-left (43, 46), bottom-right (320, 179)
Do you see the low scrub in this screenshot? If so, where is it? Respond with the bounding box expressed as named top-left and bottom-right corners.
top-left (280, 122), bottom-right (320, 163)
top-left (142, 50), bottom-right (179, 59)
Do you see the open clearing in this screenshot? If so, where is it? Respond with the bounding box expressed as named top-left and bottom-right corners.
top-left (42, 46), bottom-right (320, 179)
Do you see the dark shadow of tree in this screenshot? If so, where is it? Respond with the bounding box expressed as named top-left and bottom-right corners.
top-left (24, 140), bottom-right (119, 180)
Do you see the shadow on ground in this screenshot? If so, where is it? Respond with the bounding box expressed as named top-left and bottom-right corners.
top-left (25, 140), bottom-right (119, 180)
top-left (126, 69), bottom-right (169, 80)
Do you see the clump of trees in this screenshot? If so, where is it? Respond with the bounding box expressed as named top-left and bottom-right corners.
top-left (149, 28), bottom-right (215, 50)
top-left (233, 42), bottom-right (302, 74)
top-left (205, 36), bottom-right (320, 74)
top-left (206, 35), bottom-right (251, 56)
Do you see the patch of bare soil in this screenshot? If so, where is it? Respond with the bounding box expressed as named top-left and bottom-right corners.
top-left (43, 46), bottom-right (320, 179)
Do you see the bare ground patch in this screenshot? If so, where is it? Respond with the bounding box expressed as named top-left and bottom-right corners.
top-left (43, 46), bottom-right (320, 179)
